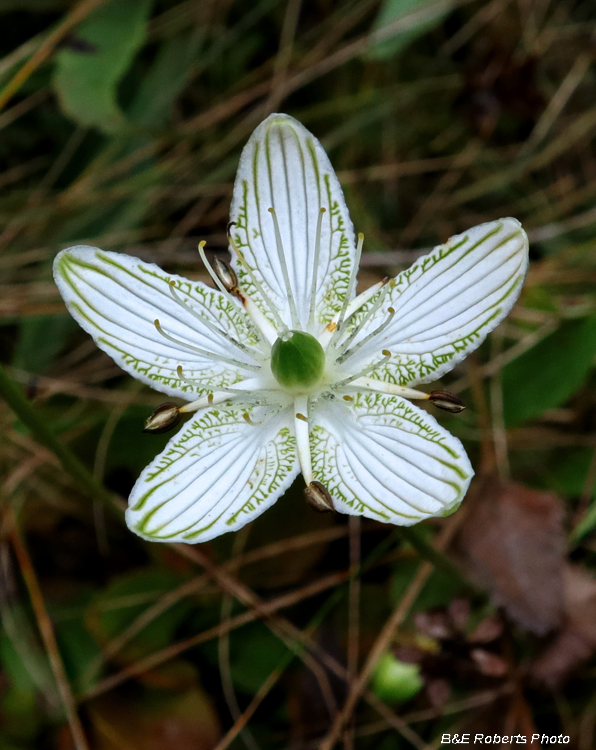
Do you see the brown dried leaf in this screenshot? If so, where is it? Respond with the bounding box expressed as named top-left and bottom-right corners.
top-left (532, 565), bottom-right (596, 688)
top-left (456, 476), bottom-right (566, 635)
top-left (448, 598), bottom-right (471, 633)
top-left (413, 611), bottom-right (453, 640)
top-left (468, 615), bottom-right (504, 644)
top-left (426, 678), bottom-right (451, 710)
top-left (470, 648), bottom-right (508, 677)
top-left (88, 665), bottom-right (221, 750)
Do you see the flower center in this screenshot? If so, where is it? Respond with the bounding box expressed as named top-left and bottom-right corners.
top-left (270, 330), bottom-right (325, 392)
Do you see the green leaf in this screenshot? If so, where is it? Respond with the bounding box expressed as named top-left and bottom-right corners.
top-left (127, 32), bottom-right (203, 129)
top-left (502, 315), bottom-right (596, 427)
top-left (88, 569), bottom-right (193, 660)
top-left (391, 557), bottom-right (463, 612)
top-left (55, 608), bottom-right (103, 692)
top-left (368, 0), bottom-right (449, 60)
top-left (52, 0), bottom-right (153, 133)
top-left (13, 314), bottom-right (76, 374)
top-left (227, 623), bottom-right (290, 694)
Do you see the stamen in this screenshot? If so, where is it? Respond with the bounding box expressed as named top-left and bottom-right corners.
top-left (154, 319), bottom-right (260, 372)
top-left (177, 365), bottom-right (202, 387)
top-left (335, 232), bottom-right (364, 333)
top-left (168, 281), bottom-right (261, 362)
top-left (337, 306), bottom-right (395, 364)
top-left (304, 480), bottom-right (335, 513)
top-left (212, 257), bottom-right (239, 295)
top-left (228, 230), bottom-right (288, 333)
top-left (294, 394), bottom-right (313, 485)
top-left (332, 279), bottom-right (394, 356)
top-left (197, 241), bottom-right (231, 298)
top-left (235, 288), bottom-right (279, 346)
top-left (268, 208), bottom-right (301, 329)
top-left (333, 349), bottom-right (391, 389)
top-left (347, 376), bottom-right (430, 401)
top-left (429, 390), bottom-right (466, 413)
top-left (308, 207), bottom-right (326, 329)
top-left (243, 412), bottom-right (263, 426)
top-left (143, 402), bottom-right (181, 434)
top-left (318, 277), bottom-right (392, 350)
top-left (179, 390), bottom-right (237, 413)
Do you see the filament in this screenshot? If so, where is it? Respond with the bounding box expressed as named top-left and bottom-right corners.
top-left (334, 281), bottom-right (394, 356)
top-left (268, 208), bottom-right (301, 329)
top-left (197, 241), bottom-right (231, 297)
top-left (348, 376), bottom-right (429, 401)
top-left (168, 281), bottom-right (261, 363)
top-left (228, 231), bottom-right (287, 333)
top-left (179, 388), bottom-right (238, 413)
top-left (333, 349), bottom-right (392, 389)
top-left (335, 232), bottom-right (364, 333)
top-left (308, 207), bottom-right (326, 329)
top-left (337, 307), bottom-right (395, 364)
top-left (294, 394), bottom-right (313, 484)
top-left (154, 319), bottom-right (260, 372)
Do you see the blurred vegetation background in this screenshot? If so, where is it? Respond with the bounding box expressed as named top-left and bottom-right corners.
top-left (1, 0), bottom-right (596, 748)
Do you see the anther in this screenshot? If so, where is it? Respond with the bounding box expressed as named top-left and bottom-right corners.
top-left (143, 402), bottom-right (181, 434)
top-left (212, 257), bottom-right (239, 294)
top-left (295, 412), bottom-right (308, 422)
top-left (343, 395), bottom-right (353, 401)
top-left (304, 481), bottom-right (335, 513)
top-left (429, 390), bottom-right (466, 413)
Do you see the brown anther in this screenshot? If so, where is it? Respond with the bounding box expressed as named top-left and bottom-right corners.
top-left (304, 480), bottom-right (335, 513)
top-left (429, 390), bottom-right (466, 414)
top-left (213, 257), bottom-right (239, 295)
top-left (143, 402), bottom-right (181, 434)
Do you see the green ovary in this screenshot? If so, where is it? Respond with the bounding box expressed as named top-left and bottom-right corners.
top-left (270, 331), bottom-right (325, 391)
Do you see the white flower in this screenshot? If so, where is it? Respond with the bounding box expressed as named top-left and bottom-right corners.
top-left (53, 113), bottom-right (529, 544)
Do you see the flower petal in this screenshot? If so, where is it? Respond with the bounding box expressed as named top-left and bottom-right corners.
top-left (310, 393), bottom-right (473, 524)
top-left (54, 246), bottom-right (262, 399)
top-left (126, 403), bottom-right (298, 543)
top-left (341, 218), bottom-right (529, 386)
top-left (229, 113), bottom-right (357, 331)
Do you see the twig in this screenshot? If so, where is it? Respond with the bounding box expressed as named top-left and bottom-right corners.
top-left (0, 363), bottom-right (118, 511)
top-left (218, 526), bottom-right (260, 750)
top-left (7, 507), bottom-right (90, 750)
top-left (318, 516), bottom-right (464, 749)
top-left (344, 515), bottom-right (361, 750)
top-left (80, 569), bottom-right (349, 700)
top-left (0, 0), bottom-right (110, 113)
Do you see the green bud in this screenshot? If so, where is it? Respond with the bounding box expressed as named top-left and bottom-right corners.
top-left (270, 331), bottom-right (325, 391)
top-left (371, 652), bottom-right (424, 704)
